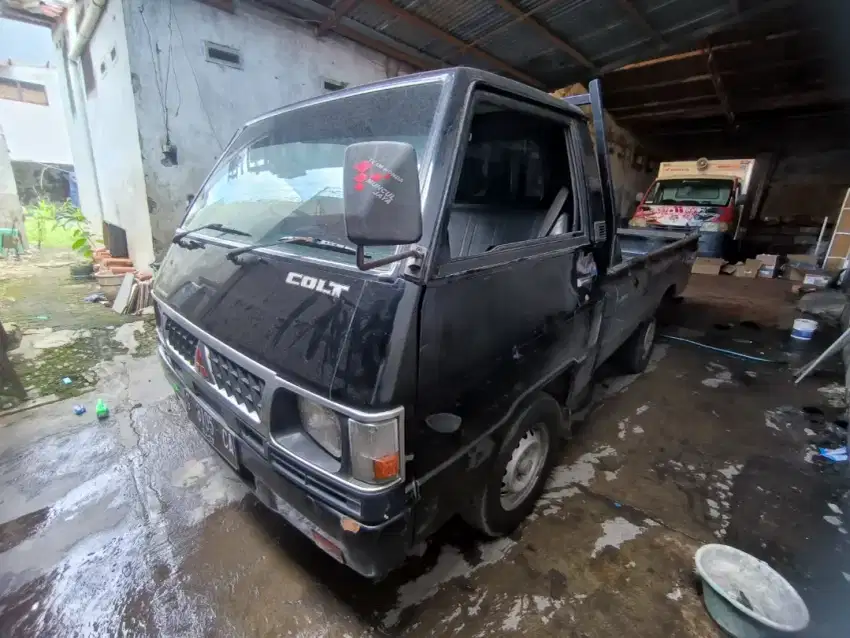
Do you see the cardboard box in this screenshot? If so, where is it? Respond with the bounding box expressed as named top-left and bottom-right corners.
top-left (756, 254), bottom-right (779, 278)
top-left (785, 267), bottom-right (806, 282)
top-left (734, 259), bottom-right (762, 278)
top-left (803, 273), bottom-right (831, 288)
top-left (692, 257), bottom-right (725, 276)
top-left (786, 253), bottom-right (817, 266)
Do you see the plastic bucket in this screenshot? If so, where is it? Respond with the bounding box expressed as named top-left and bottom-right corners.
top-left (790, 318), bottom-right (818, 341)
top-left (695, 544), bottom-right (809, 637)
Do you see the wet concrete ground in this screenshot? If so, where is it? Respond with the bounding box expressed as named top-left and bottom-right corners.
top-left (1, 275), bottom-right (849, 637)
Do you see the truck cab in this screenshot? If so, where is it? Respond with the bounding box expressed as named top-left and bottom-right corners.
top-left (154, 68), bottom-right (695, 578)
top-left (629, 158), bottom-right (755, 258)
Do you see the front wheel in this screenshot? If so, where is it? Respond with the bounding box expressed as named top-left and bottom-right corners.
top-left (462, 393), bottom-right (561, 537)
top-left (619, 316), bottom-right (657, 374)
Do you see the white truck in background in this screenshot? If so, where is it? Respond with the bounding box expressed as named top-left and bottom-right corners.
top-left (630, 158), bottom-right (756, 258)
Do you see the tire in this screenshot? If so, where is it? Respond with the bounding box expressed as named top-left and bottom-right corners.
top-left (619, 315), bottom-right (657, 374)
top-left (462, 393), bottom-right (562, 537)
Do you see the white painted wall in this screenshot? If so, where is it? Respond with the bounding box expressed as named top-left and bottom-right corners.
top-left (52, 0), bottom-right (154, 267)
top-left (0, 64), bottom-right (73, 165)
top-left (123, 0), bottom-right (409, 253)
top-left (0, 125), bottom-right (26, 238)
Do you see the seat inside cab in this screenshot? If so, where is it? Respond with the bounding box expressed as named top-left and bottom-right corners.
top-left (444, 106), bottom-right (577, 259)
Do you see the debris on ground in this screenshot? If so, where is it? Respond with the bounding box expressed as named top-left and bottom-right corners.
top-left (73, 404), bottom-right (86, 415)
top-left (95, 399), bottom-right (109, 419)
top-left (1, 250), bottom-right (158, 410)
top-left (818, 446), bottom-right (847, 463)
top-left (796, 290), bottom-right (849, 327)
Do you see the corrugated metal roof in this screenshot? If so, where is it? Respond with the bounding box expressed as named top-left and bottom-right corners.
top-left (1, 0), bottom-right (69, 25)
top-left (306, 0), bottom-right (790, 88)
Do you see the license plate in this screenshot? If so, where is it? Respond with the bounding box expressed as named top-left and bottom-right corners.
top-left (185, 393), bottom-right (240, 470)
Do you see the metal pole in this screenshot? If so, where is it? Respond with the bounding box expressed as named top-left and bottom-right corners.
top-left (795, 323), bottom-right (850, 384)
top-left (814, 216), bottom-right (828, 265)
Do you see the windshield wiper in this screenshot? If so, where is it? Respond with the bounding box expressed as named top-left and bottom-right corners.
top-left (226, 235), bottom-right (359, 264)
top-left (172, 223), bottom-right (251, 247)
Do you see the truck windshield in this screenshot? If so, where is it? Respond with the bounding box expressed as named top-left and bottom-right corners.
top-left (183, 80), bottom-right (445, 266)
top-left (645, 178), bottom-right (734, 206)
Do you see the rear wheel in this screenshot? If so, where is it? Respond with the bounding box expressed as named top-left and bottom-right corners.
top-left (462, 393), bottom-right (561, 537)
top-left (619, 316), bottom-right (657, 374)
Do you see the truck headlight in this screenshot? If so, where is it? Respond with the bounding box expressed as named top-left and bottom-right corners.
top-left (348, 417), bottom-right (401, 484)
top-left (630, 217), bottom-right (647, 227)
top-left (701, 222), bottom-right (729, 232)
top-left (298, 398), bottom-right (342, 458)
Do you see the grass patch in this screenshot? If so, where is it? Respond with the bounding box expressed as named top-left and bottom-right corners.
top-left (12, 340), bottom-right (101, 404)
top-left (24, 217), bottom-right (77, 250)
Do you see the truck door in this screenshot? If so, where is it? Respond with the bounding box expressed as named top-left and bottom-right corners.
top-left (412, 91), bottom-right (594, 530)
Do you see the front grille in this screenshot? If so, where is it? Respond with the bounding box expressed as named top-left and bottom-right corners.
top-left (164, 318), bottom-right (198, 363)
top-left (207, 348), bottom-right (265, 415)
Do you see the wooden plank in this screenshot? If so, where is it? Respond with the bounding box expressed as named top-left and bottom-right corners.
top-left (825, 188), bottom-right (850, 263)
top-left (112, 273), bottom-right (136, 315)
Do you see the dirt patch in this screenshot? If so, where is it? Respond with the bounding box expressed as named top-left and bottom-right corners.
top-left (1, 250), bottom-right (156, 410)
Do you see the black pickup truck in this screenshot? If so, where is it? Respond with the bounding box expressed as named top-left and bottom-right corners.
top-left (153, 68), bottom-right (697, 578)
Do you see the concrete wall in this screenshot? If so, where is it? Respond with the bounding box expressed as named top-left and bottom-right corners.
top-left (0, 126), bottom-right (25, 238)
top-left (0, 64), bottom-right (73, 165)
top-left (52, 0), bottom-right (155, 267)
top-left (605, 118), bottom-right (656, 223)
top-left (123, 0), bottom-right (410, 255)
top-left (552, 83), bottom-right (654, 223)
top-left (760, 150), bottom-right (850, 225)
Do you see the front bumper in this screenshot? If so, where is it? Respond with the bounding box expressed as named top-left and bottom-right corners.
top-left (158, 344), bottom-right (412, 579)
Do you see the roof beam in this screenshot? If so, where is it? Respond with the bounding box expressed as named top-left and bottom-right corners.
top-left (600, 0), bottom-right (800, 74)
top-left (614, 0), bottom-right (665, 47)
top-left (705, 43), bottom-right (736, 126)
top-left (269, 0), bottom-right (445, 70)
top-left (606, 74), bottom-right (712, 95)
top-left (316, 0), bottom-right (363, 37)
top-left (366, 0), bottom-right (545, 87)
top-left (0, 6), bottom-right (56, 27)
top-left (488, 0), bottom-right (596, 71)
top-left (617, 89), bottom-right (846, 121)
top-left (608, 94), bottom-right (718, 113)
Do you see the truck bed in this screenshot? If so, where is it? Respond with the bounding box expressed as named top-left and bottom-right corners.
top-left (614, 227), bottom-right (699, 270)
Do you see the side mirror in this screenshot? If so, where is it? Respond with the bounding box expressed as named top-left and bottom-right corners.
top-left (635, 192), bottom-right (644, 203)
top-left (344, 141), bottom-right (422, 270)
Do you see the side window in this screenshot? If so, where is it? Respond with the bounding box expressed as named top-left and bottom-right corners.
top-left (444, 99), bottom-right (578, 260)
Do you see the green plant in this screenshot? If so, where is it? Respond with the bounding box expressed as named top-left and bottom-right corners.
top-left (25, 199), bottom-right (57, 249)
top-left (53, 200), bottom-right (96, 260)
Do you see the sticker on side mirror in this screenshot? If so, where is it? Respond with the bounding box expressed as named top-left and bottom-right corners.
top-left (343, 141), bottom-right (422, 247)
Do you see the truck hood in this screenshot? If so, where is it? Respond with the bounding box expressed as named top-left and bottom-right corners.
top-left (154, 243), bottom-right (403, 405)
top-left (633, 204), bottom-right (724, 227)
